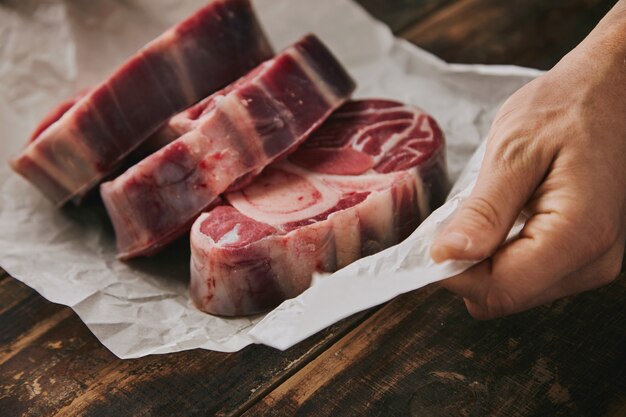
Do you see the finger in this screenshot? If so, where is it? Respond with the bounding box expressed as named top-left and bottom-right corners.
top-left (431, 132), bottom-right (555, 263)
top-left (543, 239), bottom-right (625, 300)
top-left (464, 241), bottom-right (624, 319)
top-left (439, 209), bottom-right (606, 319)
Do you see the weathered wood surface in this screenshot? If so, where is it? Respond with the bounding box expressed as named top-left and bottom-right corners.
top-left (246, 276), bottom-right (626, 417)
top-left (1, 1), bottom-right (624, 416)
top-left (0, 276), bottom-right (374, 417)
top-left (364, 0), bottom-right (616, 70)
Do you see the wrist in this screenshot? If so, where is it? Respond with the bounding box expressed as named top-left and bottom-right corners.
top-left (549, 3), bottom-right (626, 113)
top-left (576, 1), bottom-right (626, 64)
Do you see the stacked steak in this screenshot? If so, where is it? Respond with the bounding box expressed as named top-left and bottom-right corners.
top-left (10, 0), bottom-right (449, 317)
top-left (10, 0), bottom-right (272, 206)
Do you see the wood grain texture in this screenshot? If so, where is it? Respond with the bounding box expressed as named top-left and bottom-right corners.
top-left (354, 0), bottom-right (456, 33)
top-left (0, 280), bottom-right (67, 359)
top-left (397, 0), bottom-right (616, 69)
top-left (0, 278), bottom-right (375, 417)
top-left (0, 276), bottom-right (33, 316)
top-left (247, 273), bottom-right (626, 417)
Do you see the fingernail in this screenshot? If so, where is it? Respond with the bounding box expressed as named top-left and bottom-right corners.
top-left (437, 232), bottom-right (471, 252)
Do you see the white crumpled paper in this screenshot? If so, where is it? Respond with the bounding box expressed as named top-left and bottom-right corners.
top-left (0, 0), bottom-right (541, 358)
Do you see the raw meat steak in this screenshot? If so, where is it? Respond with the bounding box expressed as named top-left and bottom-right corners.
top-left (190, 99), bottom-right (449, 316)
top-left (101, 34), bottom-right (356, 260)
top-left (10, 0), bottom-right (272, 206)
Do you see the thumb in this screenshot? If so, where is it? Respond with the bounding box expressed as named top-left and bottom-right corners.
top-left (431, 138), bottom-right (551, 262)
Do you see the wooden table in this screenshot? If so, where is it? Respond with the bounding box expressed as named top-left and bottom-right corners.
top-left (2, 1), bottom-right (625, 416)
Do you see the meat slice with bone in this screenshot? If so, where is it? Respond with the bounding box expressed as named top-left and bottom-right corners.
top-left (101, 34), bottom-right (356, 260)
top-left (190, 99), bottom-right (449, 316)
top-left (10, 0), bottom-right (272, 206)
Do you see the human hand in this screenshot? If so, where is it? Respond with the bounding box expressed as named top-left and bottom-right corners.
top-left (430, 8), bottom-right (626, 319)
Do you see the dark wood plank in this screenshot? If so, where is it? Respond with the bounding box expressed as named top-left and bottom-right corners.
top-left (0, 314), bottom-right (114, 417)
top-left (0, 287), bottom-right (377, 417)
top-left (0, 280), bottom-right (67, 358)
top-left (0, 276), bottom-right (33, 316)
top-left (355, 0), bottom-right (456, 33)
top-left (246, 273), bottom-right (626, 417)
top-left (0, 275), bottom-right (33, 316)
top-left (401, 0), bottom-right (616, 70)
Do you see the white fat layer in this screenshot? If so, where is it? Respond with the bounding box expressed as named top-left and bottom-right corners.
top-left (358, 190), bottom-right (396, 246)
top-left (27, 121), bottom-right (97, 195)
top-left (414, 172), bottom-right (430, 221)
top-left (351, 113), bottom-right (432, 168)
top-left (216, 224), bottom-right (241, 246)
top-left (271, 161), bottom-right (400, 192)
top-left (286, 48), bottom-right (338, 106)
top-left (202, 62), bottom-right (277, 170)
top-left (333, 104), bottom-right (414, 118)
top-left (167, 41), bottom-right (200, 104)
top-left (217, 93), bottom-right (266, 157)
top-left (319, 171), bottom-right (406, 193)
top-left (329, 210), bottom-right (361, 268)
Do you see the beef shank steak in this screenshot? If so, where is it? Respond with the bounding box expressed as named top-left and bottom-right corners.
top-left (190, 99), bottom-right (449, 316)
top-left (10, 0), bottom-right (272, 206)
